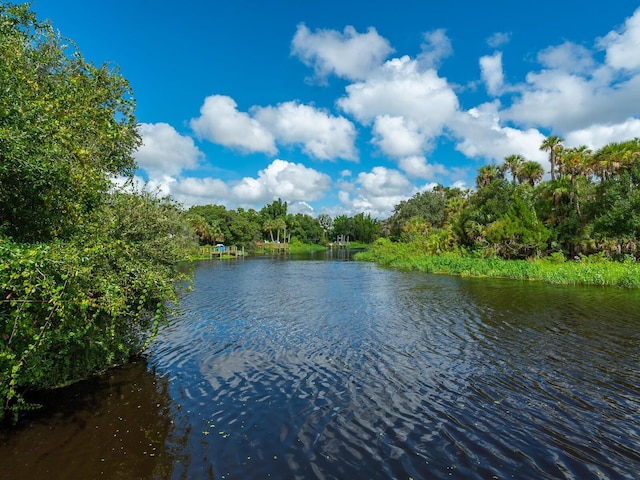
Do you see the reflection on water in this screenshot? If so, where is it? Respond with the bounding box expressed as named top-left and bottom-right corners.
top-left (2, 254), bottom-right (640, 479)
top-left (0, 361), bottom-right (190, 479)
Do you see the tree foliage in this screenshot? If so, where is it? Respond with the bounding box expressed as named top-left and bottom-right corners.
top-left (1, 4), bottom-right (194, 418)
top-left (0, 3), bottom-right (139, 242)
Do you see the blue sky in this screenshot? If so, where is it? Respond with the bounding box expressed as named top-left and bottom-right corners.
top-left (33, 0), bottom-right (640, 218)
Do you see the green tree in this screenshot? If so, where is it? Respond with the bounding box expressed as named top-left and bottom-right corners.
top-left (517, 161), bottom-right (545, 186)
top-left (333, 215), bottom-right (355, 240)
top-left (484, 195), bottom-right (550, 259)
top-left (501, 154), bottom-right (525, 184)
top-left (353, 212), bottom-right (381, 244)
top-left (387, 189), bottom-right (448, 239)
top-left (475, 164), bottom-right (503, 188)
top-left (0, 4), bottom-right (140, 242)
top-left (228, 208), bottom-right (262, 248)
top-left (1, 190), bottom-right (195, 417)
top-left (0, 4), bottom-right (193, 418)
top-left (540, 135), bottom-right (564, 182)
top-left (261, 198), bottom-right (288, 220)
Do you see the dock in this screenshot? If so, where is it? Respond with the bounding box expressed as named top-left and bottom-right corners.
top-left (255, 242), bottom-right (290, 254)
top-left (201, 245), bottom-right (244, 258)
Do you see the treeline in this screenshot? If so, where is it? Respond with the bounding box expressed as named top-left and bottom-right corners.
top-left (385, 137), bottom-right (640, 261)
top-left (186, 199), bottom-right (382, 248)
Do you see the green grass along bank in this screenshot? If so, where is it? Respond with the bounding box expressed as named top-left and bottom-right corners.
top-left (355, 239), bottom-right (640, 288)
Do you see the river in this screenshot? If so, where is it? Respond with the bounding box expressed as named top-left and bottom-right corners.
top-left (1, 253), bottom-right (639, 479)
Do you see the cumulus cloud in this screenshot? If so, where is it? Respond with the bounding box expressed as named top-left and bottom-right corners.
top-left (253, 102), bottom-right (358, 161)
top-left (238, 159), bottom-right (332, 201)
top-left (371, 116), bottom-right (424, 157)
top-left (398, 156), bottom-right (448, 180)
top-left (502, 9), bottom-right (640, 133)
top-left (164, 159), bottom-right (332, 209)
top-left (417, 29), bottom-right (453, 70)
top-left (336, 166), bottom-right (419, 218)
top-left (564, 118), bottom-right (640, 149)
top-left (291, 24), bottom-right (394, 82)
top-left (479, 51), bottom-right (504, 96)
top-left (190, 95), bottom-right (277, 154)
top-left (537, 42), bottom-right (595, 74)
top-left (135, 123), bottom-right (203, 178)
top-left (503, 68), bottom-right (640, 132)
top-left (450, 102), bottom-right (547, 165)
top-left (338, 55), bottom-right (459, 156)
top-left (598, 7), bottom-right (640, 71)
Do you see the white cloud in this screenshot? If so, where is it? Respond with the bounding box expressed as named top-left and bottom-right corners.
top-left (502, 9), bottom-right (640, 133)
top-left (371, 115), bottom-right (424, 157)
top-left (190, 95), bottom-right (277, 154)
top-left (134, 123), bottom-right (202, 178)
top-left (133, 159), bottom-right (331, 210)
top-left (291, 24), bottom-right (393, 82)
top-left (479, 51), bottom-right (504, 96)
top-left (339, 56), bottom-right (458, 125)
top-left (503, 69), bottom-right (640, 132)
top-left (537, 42), bottom-right (595, 74)
top-left (599, 7), bottom-right (640, 71)
top-left (170, 177), bottom-right (230, 204)
top-left (338, 55), bottom-right (459, 157)
top-left (487, 32), bottom-right (510, 49)
top-left (253, 102), bottom-right (358, 161)
top-left (398, 156), bottom-right (447, 180)
top-left (336, 166), bottom-right (419, 218)
top-left (288, 201), bottom-right (315, 215)
top-left (564, 118), bottom-right (640, 149)
top-left (239, 159), bottom-right (331, 202)
top-left (450, 102), bottom-right (547, 165)
top-left (417, 29), bottom-right (453, 70)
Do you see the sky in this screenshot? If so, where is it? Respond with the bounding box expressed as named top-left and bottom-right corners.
top-left (31, 0), bottom-right (640, 219)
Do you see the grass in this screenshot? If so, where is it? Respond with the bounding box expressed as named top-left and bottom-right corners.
top-left (355, 239), bottom-right (640, 288)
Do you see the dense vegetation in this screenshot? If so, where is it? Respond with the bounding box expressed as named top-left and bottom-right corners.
top-left (186, 199), bottom-right (382, 251)
top-left (362, 137), bottom-right (640, 284)
top-left (0, 4), bottom-right (195, 419)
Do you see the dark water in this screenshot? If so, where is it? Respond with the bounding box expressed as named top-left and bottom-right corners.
top-left (2, 254), bottom-right (640, 479)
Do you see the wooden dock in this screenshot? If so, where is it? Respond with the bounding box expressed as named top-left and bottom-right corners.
top-left (255, 242), bottom-right (290, 254)
top-left (328, 234), bottom-right (350, 249)
top-left (201, 245), bottom-right (244, 258)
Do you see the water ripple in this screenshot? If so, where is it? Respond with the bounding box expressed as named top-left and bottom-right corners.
top-left (146, 259), bottom-right (640, 479)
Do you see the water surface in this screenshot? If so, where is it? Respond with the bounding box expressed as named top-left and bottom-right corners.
top-left (2, 254), bottom-right (639, 479)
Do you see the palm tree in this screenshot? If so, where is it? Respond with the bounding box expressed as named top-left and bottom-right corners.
top-left (502, 154), bottom-right (525, 184)
top-left (561, 146), bottom-right (592, 207)
top-left (540, 135), bottom-right (564, 181)
top-left (517, 161), bottom-right (545, 186)
top-left (263, 218), bottom-right (277, 242)
top-left (475, 164), bottom-right (503, 188)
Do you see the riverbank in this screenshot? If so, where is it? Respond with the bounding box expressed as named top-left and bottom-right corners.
top-left (185, 241), bottom-right (373, 260)
top-left (355, 239), bottom-right (640, 287)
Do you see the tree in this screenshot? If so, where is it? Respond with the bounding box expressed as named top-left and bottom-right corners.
top-left (0, 4), bottom-right (192, 418)
top-left (317, 214), bottom-right (334, 239)
top-left (476, 164), bottom-right (503, 188)
top-left (387, 189), bottom-right (449, 239)
top-left (484, 195), bottom-right (550, 259)
top-left (353, 212), bottom-right (381, 243)
top-left (1, 190), bottom-right (195, 418)
top-left (540, 135), bottom-right (564, 182)
top-left (0, 4), bottom-right (140, 242)
top-left (501, 154), bottom-right (525, 184)
top-left (261, 198), bottom-right (288, 220)
top-left (333, 215), bottom-right (355, 239)
top-left (517, 161), bottom-right (545, 186)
